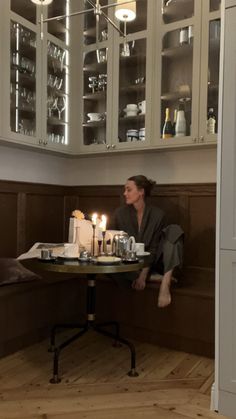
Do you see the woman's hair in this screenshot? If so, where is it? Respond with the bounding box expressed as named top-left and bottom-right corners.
top-left (128, 175), bottom-right (156, 197)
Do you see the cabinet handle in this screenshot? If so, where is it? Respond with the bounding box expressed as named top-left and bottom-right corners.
top-left (106, 144), bottom-right (110, 149)
top-left (39, 139), bottom-right (43, 144)
top-left (193, 137), bottom-right (197, 143)
top-left (200, 136), bottom-right (204, 142)
top-left (43, 141), bottom-right (48, 146)
top-left (111, 144), bottom-right (116, 149)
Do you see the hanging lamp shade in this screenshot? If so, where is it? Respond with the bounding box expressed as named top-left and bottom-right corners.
top-left (115, 0), bottom-right (136, 22)
top-left (31, 0), bottom-right (53, 5)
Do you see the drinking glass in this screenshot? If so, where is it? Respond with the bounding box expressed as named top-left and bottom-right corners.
top-left (56, 96), bottom-right (66, 120)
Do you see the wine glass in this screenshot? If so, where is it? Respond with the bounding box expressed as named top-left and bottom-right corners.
top-left (47, 95), bottom-right (57, 117)
top-left (56, 96), bottom-right (66, 120)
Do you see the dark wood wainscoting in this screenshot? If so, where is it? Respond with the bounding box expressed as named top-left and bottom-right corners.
top-left (0, 181), bottom-right (216, 357)
top-left (0, 181), bottom-right (216, 279)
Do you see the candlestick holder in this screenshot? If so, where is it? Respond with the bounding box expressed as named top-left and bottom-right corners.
top-left (98, 239), bottom-right (102, 255)
top-left (92, 224), bottom-right (96, 256)
top-left (102, 231), bottom-right (106, 254)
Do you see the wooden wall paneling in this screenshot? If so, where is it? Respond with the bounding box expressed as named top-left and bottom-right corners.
top-left (25, 194), bottom-right (65, 251)
top-left (0, 192), bottom-right (18, 257)
top-left (187, 195), bottom-right (216, 269)
top-left (17, 193), bottom-right (27, 256)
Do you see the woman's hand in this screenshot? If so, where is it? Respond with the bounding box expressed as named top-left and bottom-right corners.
top-left (131, 267), bottom-right (149, 290)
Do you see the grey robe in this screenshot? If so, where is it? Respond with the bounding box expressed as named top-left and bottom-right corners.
top-left (110, 204), bottom-right (184, 275)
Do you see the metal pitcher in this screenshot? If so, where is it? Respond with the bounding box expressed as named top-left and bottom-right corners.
top-left (112, 231), bottom-right (129, 257)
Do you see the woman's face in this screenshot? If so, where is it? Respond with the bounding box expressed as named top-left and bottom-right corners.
top-left (124, 180), bottom-right (144, 205)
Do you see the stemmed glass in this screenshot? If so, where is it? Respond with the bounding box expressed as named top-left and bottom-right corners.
top-left (56, 96), bottom-right (66, 120)
top-left (88, 76), bottom-right (98, 93)
top-left (47, 95), bottom-right (57, 117)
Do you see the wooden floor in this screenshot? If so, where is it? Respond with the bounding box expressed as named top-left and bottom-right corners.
top-left (0, 331), bottom-right (228, 419)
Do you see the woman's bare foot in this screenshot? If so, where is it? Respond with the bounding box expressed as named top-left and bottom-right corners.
top-left (157, 271), bottom-right (172, 308)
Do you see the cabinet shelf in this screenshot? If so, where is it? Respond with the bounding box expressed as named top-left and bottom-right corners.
top-left (83, 120), bottom-right (106, 127)
top-left (120, 84), bottom-right (145, 93)
top-left (83, 62), bottom-right (107, 72)
top-left (83, 91), bottom-right (106, 100)
top-left (119, 114), bottom-right (145, 122)
top-left (120, 54), bottom-right (146, 66)
top-left (162, 43), bottom-right (193, 59)
top-left (162, 0), bottom-right (193, 22)
top-left (10, 106), bottom-right (35, 115)
top-left (161, 91), bottom-right (191, 101)
top-left (47, 117), bottom-right (67, 126)
top-left (11, 43), bottom-right (36, 60)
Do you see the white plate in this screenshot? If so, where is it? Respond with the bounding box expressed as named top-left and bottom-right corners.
top-left (136, 251), bottom-right (150, 257)
top-left (58, 254), bottom-right (80, 260)
top-left (95, 256), bottom-right (121, 265)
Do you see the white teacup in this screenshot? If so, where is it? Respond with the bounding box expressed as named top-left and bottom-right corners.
top-left (64, 243), bottom-right (78, 257)
top-left (87, 113), bottom-right (102, 122)
top-left (126, 104), bottom-right (138, 111)
top-left (138, 100), bottom-right (146, 114)
top-left (135, 242), bottom-right (145, 254)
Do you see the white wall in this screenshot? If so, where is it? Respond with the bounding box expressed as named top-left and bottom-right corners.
top-left (68, 148), bottom-right (217, 185)
top-left (0, 144), bottom-right (217, 185)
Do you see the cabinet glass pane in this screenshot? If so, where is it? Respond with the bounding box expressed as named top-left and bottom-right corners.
top-left (118, 39), bottom-right (146, 143)
top-left (207, 19), bottom-right (220, 134)
top-left (162, 0), bottom-right (194, 24)
top-left (118, 0), bottom-right (147, 35)
top-left (48, 0), bottom-right (69, 42)
top-left (10, 21), bottom-right (36, 137)
top-left (11, 0), bottom-right (36, 24)
top-left (47, 41), bottom-right (68, 146)
top-left (210, 0), bottom-right (221, 12)
top-left (83, 49), bottom-right (107, 145)
top-left (84, 0), bottom-right (108, 45)
top-left (161, 28), bottom-right (193, 139)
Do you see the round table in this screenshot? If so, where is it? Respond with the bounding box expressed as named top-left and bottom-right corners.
top-left (21, 257), bottom-right (149, 383)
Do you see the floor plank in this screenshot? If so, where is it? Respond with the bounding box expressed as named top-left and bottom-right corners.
top-left (0, 333), bottom-right (228, 419)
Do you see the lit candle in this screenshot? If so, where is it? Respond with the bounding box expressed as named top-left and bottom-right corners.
top-left (92, 213), bottom-right (97, 226)
top-left (101, 215), bottom-right (107, 232)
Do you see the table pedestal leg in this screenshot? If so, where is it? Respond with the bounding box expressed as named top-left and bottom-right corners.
top-left (49, 274), bottom-right (138, 383)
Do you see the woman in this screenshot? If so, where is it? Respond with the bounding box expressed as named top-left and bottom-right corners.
top-left (111, 175), bottom-right (184, 308)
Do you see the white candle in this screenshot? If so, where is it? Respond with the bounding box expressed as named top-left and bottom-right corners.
top-left (92, 213), bottom-right (97, 226)
top-left (101, 215), bottom-right (107, 232)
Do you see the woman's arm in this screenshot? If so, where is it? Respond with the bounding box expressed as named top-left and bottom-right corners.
top-left (131, 267), bottom-right (150, 290)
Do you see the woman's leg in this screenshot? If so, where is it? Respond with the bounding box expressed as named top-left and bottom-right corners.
top-left (157, 269), bottom-right (172, 308)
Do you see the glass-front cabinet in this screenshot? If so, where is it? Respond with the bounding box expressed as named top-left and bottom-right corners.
top-left (80, 0), bottom-right (151, 152)
top-left (2, 0), bottom-right (70, 152)
top-left (156, 0), bottom-right (221, 148)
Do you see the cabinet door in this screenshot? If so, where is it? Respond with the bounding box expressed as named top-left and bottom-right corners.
top-left (112, 0), bottom-right (151, 150)
top-left (2, 1), bottom-right (41, 146)
top-left (156, 0), bottom-right (202, 147)
top-left (220, 5), bottom-right (236, 250)
top-left (218, 251), bottom-right (236, 411)
top-left (41, 1), bottom-right (70, 151)
top-left (198, 1), bottom-right (221, 144)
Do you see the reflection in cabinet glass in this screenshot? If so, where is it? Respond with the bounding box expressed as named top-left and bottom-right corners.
top-left (11, 0), bottom-right (36, 24)
top-left (207, 19), bottom-right (220, 134)
top-left (161, 28), bottom-right (193, 139)
top-left (83, 49), bottom-right (108, 146)
top-left (210, 0), bottom-right (221, 12)
top-left (47, 40), bottom-right (68, 146)
top-left (84, 0), bottom-right (108, 45)
top-left (10, 21), bottom-right (36, 137)
top-left (118, 0), bottom-right (147, 34)
top-left (162, 0), bottom-right (194, 25)
top-left (118, 38), bottom-right (146, 143)
top-left (48, 0), bottom-right (69, 42)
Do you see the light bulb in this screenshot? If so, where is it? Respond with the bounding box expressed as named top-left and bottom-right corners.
top-left (115, 1), bottom-right (136, 22)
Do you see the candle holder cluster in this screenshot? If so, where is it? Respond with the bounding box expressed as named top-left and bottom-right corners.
top-left (91, 212), bottom-right (108, 257)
